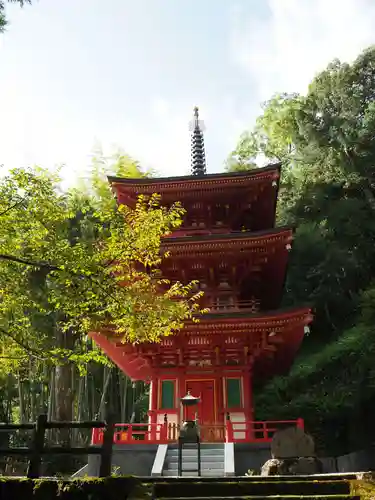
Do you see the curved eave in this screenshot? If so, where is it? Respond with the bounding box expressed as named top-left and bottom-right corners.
top-left (162, 227), bottom-right (293, 254)
top-left (90, 306), bottom-right (312, 340)
top-left (108, 163), bottom-right (281, 192)
top-left (181, 306), bottom-right (312, 331)
top-left (89, 332), bottom-right (153, 381)
top-left (89, 306), bottom-right (312, 381)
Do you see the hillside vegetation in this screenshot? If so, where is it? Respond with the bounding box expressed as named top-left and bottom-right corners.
top-left (228, 46), bottom-right (375, 455)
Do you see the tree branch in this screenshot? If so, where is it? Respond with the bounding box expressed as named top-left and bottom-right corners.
top-left (0, 327), bottom-right (46, 360)
top-left (0, 198), bottom-right (26, 217)
top-left (0, 254), bottom-right (59, 270)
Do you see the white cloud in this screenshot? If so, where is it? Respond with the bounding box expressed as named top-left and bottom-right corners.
top-left (231, 0), bottom-right (375, 100)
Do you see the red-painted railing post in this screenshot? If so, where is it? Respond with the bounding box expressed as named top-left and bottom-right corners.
top-left (296, 418), bottom-right (304, 431)
top-left (246, 420), bottom-right (253, 441)
top-left (128, 424), bottom-right (133, 443)
top-left (92, 428), bottom-right (99, 444)
top-left (149, 410), bottom-right (157, 441)
top-left (226, 413), bottom-right (234, 442)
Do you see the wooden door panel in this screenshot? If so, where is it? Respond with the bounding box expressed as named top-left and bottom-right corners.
top-left (185, 380), bottom-right (215, 424)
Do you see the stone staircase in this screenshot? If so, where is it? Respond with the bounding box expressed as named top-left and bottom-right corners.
top-left (162, 443), bottom-right (225, 477)
top-left (149, 473), bottom-right (359, 500)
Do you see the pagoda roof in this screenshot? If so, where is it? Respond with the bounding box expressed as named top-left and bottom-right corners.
top-left (108, 163), bottom-right (281, 190)
top-left (163, 226), bottom-right (292, 244)
top-left (186, 305), bottom-right (311, 324)
top-left (161, 226), bottom-right (293, 255)
top-left (178, 305), bottom-right (312, 332)
top-left (89, 305), bottom-right (312, 381)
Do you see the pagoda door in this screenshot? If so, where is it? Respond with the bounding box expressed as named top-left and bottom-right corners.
top-left (185, 380), bottom-right (222, 441)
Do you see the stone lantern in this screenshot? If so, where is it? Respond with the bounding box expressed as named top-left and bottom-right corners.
top-left (178, 391), bottom-right (201, 476)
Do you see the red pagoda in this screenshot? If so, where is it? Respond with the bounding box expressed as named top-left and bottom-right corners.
top-left (91, 108), bottom-right (312, 446)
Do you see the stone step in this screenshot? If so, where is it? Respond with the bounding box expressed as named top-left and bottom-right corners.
top-left (167, 455), bottom-right (224, 462)
top-left (165, 465), bottom-right (224, 472)
top-left (157, 497), bottom-right (359, 500)
top-left (144, 473), bottom-right (358, 483)
top-left (165, 451), bottom-right (224, 454)
top-left (167, 449), bottom-right (223, 455)
top-left (165, 465), bottom-right (224, 471)
top-left (166, 456), bottom-right (223, 462)
top-left (162, 471), bottom-right (225, 477)
top-left (169, 442), bottom-right (224, 450)
top-left (153, 480), bottom-right (352, 498)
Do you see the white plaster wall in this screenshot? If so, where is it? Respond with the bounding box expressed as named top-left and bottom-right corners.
top-left (156, 412), bottom-right (178, 441)
top-left (229, 411), bottom-right (246, 440)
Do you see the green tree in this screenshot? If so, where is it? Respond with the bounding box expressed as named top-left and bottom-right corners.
top-left (0, 0), bottom-right (31, 32)
top-left (225, 93), bottom-right (300, 171)
top-left (0, 164), bottom-right (202, 428)
top-left (230, 45), bottom-right (375, 453)
top-left (229, 47), bottom-right (375, 339)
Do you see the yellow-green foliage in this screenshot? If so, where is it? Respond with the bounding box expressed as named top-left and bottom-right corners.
top-left (0, 166), bottom-right (204, 369)
top-left (350, 479), bottom-right (375, 500)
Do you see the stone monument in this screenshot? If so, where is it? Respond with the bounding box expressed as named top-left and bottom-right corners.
top-left (261, 426), bottom-right (323, 476)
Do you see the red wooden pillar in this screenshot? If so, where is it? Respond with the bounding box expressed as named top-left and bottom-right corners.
top-left (216, 374), bottom-right (224, 426)
top-left (296, 418), bottom-right (304, 431)
top-left (150, 378), bottom-right (158, 412)
top-left (178, 373), bottom-right (185, 424)
top-left (226, 412), bottom-right (234, 442)
top-left (148, 378), bottom-right (158, 440)
top-left (243, 368), bottom-right (253, 439)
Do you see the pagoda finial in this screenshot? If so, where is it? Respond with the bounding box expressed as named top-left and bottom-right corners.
top-left (189, 106), bottom-right (206, 176)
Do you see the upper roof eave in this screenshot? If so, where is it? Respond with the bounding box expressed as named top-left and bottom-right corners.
top-left (92, 305), bottom-right (313, 340)
top-left (193, 305), bottom-right (312, 323)
top-left (162, 225), bottom-right (294, 245)
top-left (108, 162), bottom-right (281, 187)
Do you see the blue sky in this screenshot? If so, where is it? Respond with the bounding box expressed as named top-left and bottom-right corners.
top-left (1, 0), bottom-right (375, 183)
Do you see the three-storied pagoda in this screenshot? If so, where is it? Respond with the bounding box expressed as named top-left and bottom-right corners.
top-left (91, 108), bottom-right (312, 443)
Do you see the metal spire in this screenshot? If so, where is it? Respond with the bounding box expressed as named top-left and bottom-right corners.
top-left (189, 106), bottom-right (206, 176)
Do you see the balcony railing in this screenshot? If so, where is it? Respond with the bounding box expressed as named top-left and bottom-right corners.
top-left (226, 419), bottom-right (304, 443)
top-left (205, 299), bottom-right (260, 314)
top-left (92, 423), bottom-right (169, 445)
top-left (91, 419), bottom-right (304, 445)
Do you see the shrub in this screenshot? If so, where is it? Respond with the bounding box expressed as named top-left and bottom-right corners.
top-left (0, 477), bottom-right (142, 499)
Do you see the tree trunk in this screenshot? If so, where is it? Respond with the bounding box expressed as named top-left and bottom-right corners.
top-left (54, 326), bottom-right (76, 445)
top-left (55, 362), bottom-right (73, 423)
top-left (97, 366), bottom-right (112, 419)
top-left (17, 376), bottom-right (25, 423)
top-left (47, 367), bottom-right (55, 421)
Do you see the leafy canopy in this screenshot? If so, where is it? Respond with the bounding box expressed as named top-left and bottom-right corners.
top-left (229, 46), bottom-right (375, 339)
top-left (229, 45), bottom-right (375, 453)
top-left (0, 164), bottom-right (202, 366)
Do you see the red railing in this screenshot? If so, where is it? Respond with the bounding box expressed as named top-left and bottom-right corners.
top-left (91, 418), bottom-right (304, 445)
top-left (202, 299), bottom-right (261, 314)
top-left (92, 422), bottom-right (170, 445)
top-left (226, 419), bottom-right (304, 443)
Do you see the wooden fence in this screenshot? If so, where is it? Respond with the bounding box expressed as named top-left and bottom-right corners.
top-left (0, 414), bottom-right (115, 478)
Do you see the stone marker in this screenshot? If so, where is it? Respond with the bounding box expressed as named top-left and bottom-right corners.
top-left (261, 426), bottom-right (323, 476)
top-left (271, 426), bottom-right (315, 458)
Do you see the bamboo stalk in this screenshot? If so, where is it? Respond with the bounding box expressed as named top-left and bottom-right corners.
top-left (17, 374), bottom-right (24, 423)
top-left (97, 367), bottom-right (112, 419)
